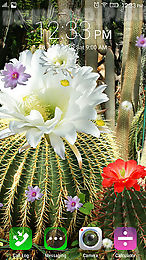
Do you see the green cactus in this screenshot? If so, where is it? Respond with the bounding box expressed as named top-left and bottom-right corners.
top-left (121, 5), bottom-right (142, 108)
top-left (94, 188), bottom-right (146, 259)
top-left (121, 5), bottom-right (133, 86)
top-left (105, 47), bottom-right (115, 131)
top-left (0, 120), bottom-right (118, 245)
top-left (116, 0), bottom-right (143, 160)
top-left (43, 29), bottom-right (50, 50)
top-left (128, 108), bottom-right (144, 161)
top-left (139, 49), bottom-right (146, 110)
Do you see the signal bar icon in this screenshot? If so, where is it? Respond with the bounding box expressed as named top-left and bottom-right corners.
top-left (101, 2), bottom-right (108, 8)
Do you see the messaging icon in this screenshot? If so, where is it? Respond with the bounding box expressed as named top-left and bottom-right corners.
top-left (44, 227), bottom-right (67, 250)
top-left (9, 227), bottom-right (32, 250)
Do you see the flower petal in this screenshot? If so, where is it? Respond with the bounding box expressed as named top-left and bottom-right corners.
top-left (26, 128), bottom-right (43, 148)
top-left (89, 85), bottom-right (109, 106)
top-left (45, 107), bottom-right (62, 127)
top-left (25, 110), bottom-right (44, 125)
top-left (66, 142), bottom-right (82, 169)
top-left (0, 128), bottom-right (15, 139)
top-left (0, 92), bottom-right (18, 112)
top-left (102, 178), bottom-right (113, 187)
top-left (133, 182), bottom-right (141, 191)
top-left (49, 133), bottom-right (65, 159)
top-left (114, 182), bottom-right (125, 193)
top-left (54, 121), bottom-right (77, 145)
top-left (125, 160), bottom-right (138, 177)
top-left (125, 179), bottom-right (137, 188)
top-left (9, 120), bottom-right (30, 133)
top-left (74, 120), bottom-right (100, 138)
top-left (19, 50), bottom-right (32, 69)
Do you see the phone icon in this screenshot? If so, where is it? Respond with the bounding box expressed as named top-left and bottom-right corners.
top-left (15, 233), bottom-right (29, 246)
top-left (9, 227), bottom-right (32, 250)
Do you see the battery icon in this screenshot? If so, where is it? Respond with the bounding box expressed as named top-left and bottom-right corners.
top-left (109, 3), bottom-right (119, 8)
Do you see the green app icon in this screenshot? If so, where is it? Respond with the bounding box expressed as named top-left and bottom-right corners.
top-left (9, 227), bottom-right (32, 250)
top-left (44, 227), bottom-right (67, 250)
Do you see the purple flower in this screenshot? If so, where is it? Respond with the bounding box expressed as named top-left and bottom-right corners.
top-left (64, 196), bottom-right (83, 212)
top-left (0, 203), bottom-right (3, 208)
top-left (1, 63), bottom-right (31, 89)
top-left (25, 186), bottom-right (43, 202)
top-left (136, 35), bottom-right (146, 48)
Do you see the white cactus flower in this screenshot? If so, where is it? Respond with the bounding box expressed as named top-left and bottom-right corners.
top-left (121, 101), bottom-right (133, 111)
top-left (102, 238), bottom-right (113, 249)
top-left (0, 46), bottom-right (109, 161)
top-left (41, 44), bottom-right (79, 73)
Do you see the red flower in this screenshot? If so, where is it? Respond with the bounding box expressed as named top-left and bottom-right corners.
top-left (101, 159), bottom-right (146, 193)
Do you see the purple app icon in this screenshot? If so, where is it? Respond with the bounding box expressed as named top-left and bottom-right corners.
top-left (114, 227), bottom-right (137, 250)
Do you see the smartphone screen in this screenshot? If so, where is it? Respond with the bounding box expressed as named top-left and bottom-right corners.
top-left (0, 1), bottom-right (145, 259)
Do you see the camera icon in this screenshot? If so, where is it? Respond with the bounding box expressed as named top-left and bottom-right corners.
top-left (79, 227), bottom-right (102, 250)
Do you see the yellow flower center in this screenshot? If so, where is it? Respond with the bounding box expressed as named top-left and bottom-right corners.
top-left (120, 168), bottom-right (126, 178)
top-left (96, 120), bottom-right (105, 127)
top-left (12, 72), bottom-right (19, 79)
top-left (32, 192), bottom-right (36, 197)
top-left (60, 80), bottom-right (70, 87)
top-left (20, 95), bottom-right (55, 121)
top-left (23, 96), bottom-right (29, 102)
top-left (71, 202), bottom-right (76, 207)
top-left (140, 40), bottom-right (145, 44)
top-left (53, 58), bottom-right (65, 65)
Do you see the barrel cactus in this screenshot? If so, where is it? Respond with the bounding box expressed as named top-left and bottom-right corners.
top-left (0, 120), bottom-right (118, 244)
top-left (93, 159), bottom-right (146, 259)
top-left (0, 44), bottom-right (119, 248)
top-left (94, 188), bottom-right (146, 259)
